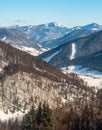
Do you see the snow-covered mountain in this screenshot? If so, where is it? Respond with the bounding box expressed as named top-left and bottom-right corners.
top-left (0, 28), bottom-right (47, 56)
top-left (38, 30), bottom-right (102, 88)
top-left (42, 29), bottom-right (96, 49)
top-left (39, 30), bottom-right (102, 70)
top-left (10, 22), bottom-right (102, 46)
top-left (42, 23), bottom-right (102, 49)
top-left (69, 23), bottom-right (102, 31)
top-left (1, 22), bottom-right (102, 56)
top-left (6, 22), bottom-right (102, 55)
top-left (82, 23), bottom-right (102, 30)
top-left (10, 22), bottom-right (69, 43)
top-left (0, 22), bottom-right (102, 121)
top-left (0, 41), bottom-right (93, 120)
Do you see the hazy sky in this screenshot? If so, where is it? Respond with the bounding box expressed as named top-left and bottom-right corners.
top-left (0, 0), bottom-right (102, 27)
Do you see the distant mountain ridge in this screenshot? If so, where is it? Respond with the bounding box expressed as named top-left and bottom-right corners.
top-left (82, 23), bottom-right (102, 30)
top-left (10, 22), bottom-right (102, 46)
top-left (42, 23), bottom-right (102, 49)
top-left (10, 22), bottom-right (69, 43)
top-left (0, 22), bottom-right (102, 56)
top-left (0, 28), bottom-right (47, 56)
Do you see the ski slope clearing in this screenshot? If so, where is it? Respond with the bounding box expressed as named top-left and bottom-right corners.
top-left (70, 43), bottom-right (77, 60)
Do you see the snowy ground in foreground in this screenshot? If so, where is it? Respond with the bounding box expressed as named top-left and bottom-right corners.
top-left (0, 110), bottom-right (24, 121)
top-left (62, 65), bottom-right (102, 89)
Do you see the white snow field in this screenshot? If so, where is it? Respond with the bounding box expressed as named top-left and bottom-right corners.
top-left (70, 43), bottom-right (77, 60)
top-left (13, 45), bottom-right (47, 56)
top-left (0, 110), bottom-right (24, 121)
top-left (62, 65), bottom-right (102, 89)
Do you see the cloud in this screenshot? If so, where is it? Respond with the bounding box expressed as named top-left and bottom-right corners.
top-left (14, 20), bottom-right (28, 25)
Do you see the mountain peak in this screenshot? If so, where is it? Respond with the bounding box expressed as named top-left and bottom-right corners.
top-left (91, 23), bottom-right (98, 25)
top-left (82, 23), bottom-right (102, 30)
top-left (87, 23), bottom-right (100, 27)
top-left (47, 22), bottom-right (64, 27)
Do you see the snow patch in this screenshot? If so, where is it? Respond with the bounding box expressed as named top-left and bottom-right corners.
top-left (80, 75), bottom-right (102, 89)
top-left (62, 65), bottom-right (102, 89)
top-left (66, 31), bottom-right (69, 34)
top-left (41, 48), bottom-right (48, 52)
top-left (72, 26), bottom-right (81, 31)
top-left (70, 43), bottom-right (77, 60)
top-left (43, 50), bottom-right (60, 62)
top-left (45, 24), bottom-right (48, 27)
top-left (0, 110), bottom-right (24, 121)
top-left (2, 37), bottom-right (6, 41)
top-left (53, 22), bottom-right (64, 27)
top-left (13, 45), bottom-right (41, 56)
top-left (92, 28), bottom-right (98, 30)
top-left (57, 23), bottom-right (64, 28)
top-left (61, 97), bottom-right (67, 104)
top-left (0, 68), bottom-right (3, 72)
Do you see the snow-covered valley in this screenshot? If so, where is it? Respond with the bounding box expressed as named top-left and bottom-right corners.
top-left (62, 65), bottom-right (102, 89)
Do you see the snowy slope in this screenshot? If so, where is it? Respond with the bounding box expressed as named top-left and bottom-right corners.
top-left (2, 36), bottom-right (6, 41)
top-left (62, 65), bottom-right (102, 89)
top-left (0, 110), bottom-right (24, 121)
top-left (70, 43), bottom-right (77, 60)
top-left (82, 23), bottom-right (102, 30)
top-left (0, 28), bottom-right (47, 56)
top-left (13, 45), bottom-right (48, 56)
top-left (10, 22), bottom-right (69, 43)
top-left (43, 50), bottom-right (60, 62)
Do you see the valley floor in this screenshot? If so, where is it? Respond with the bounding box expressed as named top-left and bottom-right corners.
top-left (62, 65), bottom-right (102, 89)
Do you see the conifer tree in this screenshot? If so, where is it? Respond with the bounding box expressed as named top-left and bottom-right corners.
top-left (21, 102), bottom-right (54, 130)
top-left (36, 102), bottom-right (43, 126)
top-left (22, 105), bottom-right (37, 130)
top-left (41, 102), bottom-right (53, 130)
top-left (80, 105), bottom-right (90, 130)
